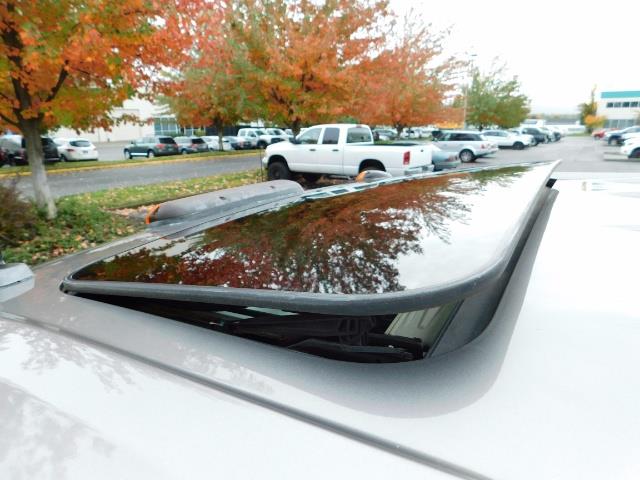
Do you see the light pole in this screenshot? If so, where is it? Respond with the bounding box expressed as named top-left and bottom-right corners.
top-left (462, 53), bottom-right (477, 129)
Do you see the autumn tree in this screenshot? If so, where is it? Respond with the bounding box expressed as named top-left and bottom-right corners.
top-left (229, 0), bottom-right (389, 135)
top-left (466, 65), bottom-right (530, 130)
top-left (0, 0), bottom-right (201, 218)
top-left (163, 3), bottom-right (254, 150)
top-left (578, 86), bottom-right (603, 133)
top-left (583, 114), bottom-right (606, 132)
top-left (355, 13), bottom-right (460, 136)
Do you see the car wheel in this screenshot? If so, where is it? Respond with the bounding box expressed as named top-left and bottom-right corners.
top-left (631, 149), bottom-right (640, 159)
top-left (459, 149), bottom-right (475, 163)
top-left (181, 149), bottom-right (187, 155)
top-left (257, 141), bottom-right (268, 149)
top-left (531, 138), bottom-right (538, 146)
top-left (607, 137), bottom-right (614, 146)
top-left (267, 161), bottom-right (291, 180)
top-left (302, 173), bottom-right (322, 183)
top-left (60, 154), bottom-right (68, 162)
top-left (147, 150), bottom-right (155, 158)
top-left (513, 142), bottom-right (524, 150)
top-left (124, 149), bottom-right (132, 160)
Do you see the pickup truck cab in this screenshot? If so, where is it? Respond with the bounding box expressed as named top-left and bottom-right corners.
top-left (262, 124), bottom-right (433, 181)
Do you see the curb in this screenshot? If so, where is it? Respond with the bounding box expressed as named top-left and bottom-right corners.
top-left (0, 151), bottom-right (263, 179)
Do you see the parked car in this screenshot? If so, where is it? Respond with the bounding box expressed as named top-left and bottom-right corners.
top-left (538, 127), bottom-right (556, 143)
top-left (202, 136), bottom-right (234, 152)
top-left (264, 128), bottom-right (292, 142)
top-left (237, 128), bottom-right (288, 149)
top-left (174, 136), bottom-right (209, 155)
top-left (53, 137), bottom-right (99, 162)
top-left (434, 130), bottom-right (498, 162)
top-left (426, 143), bottom-right (460, 170)
top-left (223, 135), bottom-right (248, 150)
top-left (400, 127), bottom-right (428, 139)
top-left (481, 130), bottom-right (531, 150)
top-left (373, 128), bottom-right (398, 141)
top-left (511, 127), bottom-right (548, 146)
top-left (0, 135), bottom-right (59, 166)
top-left (263, 123), bottom-right (433, 181)
top-left (592, 128), bottom-right (608, 139)
top-left (4, 160), bottom-right (640, 479)
top-left (236, 128), bottom-right (260, 149)
top-left (620, 131), bottom-right (640, 144)
top-left (124, 136), bottom-right (179, 159)
top-left (620, 137), bottom-right (640, 158)
top-left (604, 125), bottom-right (640, 146)
top-left (546, 126), bottom-right (563, 141)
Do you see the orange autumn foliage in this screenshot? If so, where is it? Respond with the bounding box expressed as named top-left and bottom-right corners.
top-left (0, 0), bottom-right (202, 216)
top-left (353, 13), bottom-right (461, 134)
top-left (229, 0), bottom-right (391, 133)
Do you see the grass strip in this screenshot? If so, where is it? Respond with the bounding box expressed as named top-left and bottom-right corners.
top-left (3, 169), bottom-right (262, 265)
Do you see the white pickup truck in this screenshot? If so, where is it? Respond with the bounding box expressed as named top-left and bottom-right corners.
top-left (262, 124), bottom-right (433, 181)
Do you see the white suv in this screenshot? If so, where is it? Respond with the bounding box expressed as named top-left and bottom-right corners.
top-left (436, 130), bottom-right (498, 162)
top-left (481, 130), bottom-right (531, 150)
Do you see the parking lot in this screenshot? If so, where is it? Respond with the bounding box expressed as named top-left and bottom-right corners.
top-left (473, 136), bottom-right (640, 175)
top-left (7, 136), bottom-right (640, 199)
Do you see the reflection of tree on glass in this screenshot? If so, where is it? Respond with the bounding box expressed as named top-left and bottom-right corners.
top-left (76, 167), bottom-right (524, 294)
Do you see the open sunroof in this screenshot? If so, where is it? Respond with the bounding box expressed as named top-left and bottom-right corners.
top-left (64, 162), bottom-right (559, 315)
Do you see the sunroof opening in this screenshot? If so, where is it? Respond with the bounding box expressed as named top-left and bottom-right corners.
top-left (75, 294), bottom-right (461, 363)
top-left (63, 162), bottom-right (559, 363)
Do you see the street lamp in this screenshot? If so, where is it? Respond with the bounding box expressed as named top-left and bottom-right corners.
top-left (462, 53), bottom-right (477, 129)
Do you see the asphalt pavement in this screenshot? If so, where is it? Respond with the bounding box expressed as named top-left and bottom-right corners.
top-left (7, 136), bottom-right (640, 199)
top-left (9, 152), bottom-right (264, 198)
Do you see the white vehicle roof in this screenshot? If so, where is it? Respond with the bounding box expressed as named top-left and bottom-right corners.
top-left (3, 165), bottom-right (640, 478)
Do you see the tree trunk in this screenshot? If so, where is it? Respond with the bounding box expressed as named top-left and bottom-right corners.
top-left (291, 119), bottom-right (301, 137)
top-left (216, 121), bottom-right (224, 152)
top-left (21, 118), bottom-right (56, 218)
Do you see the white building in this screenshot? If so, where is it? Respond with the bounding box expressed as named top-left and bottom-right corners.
top-left (598, 90), bottom-right (640, 129)
top-left (52, 98), bottom-right (179, 142)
